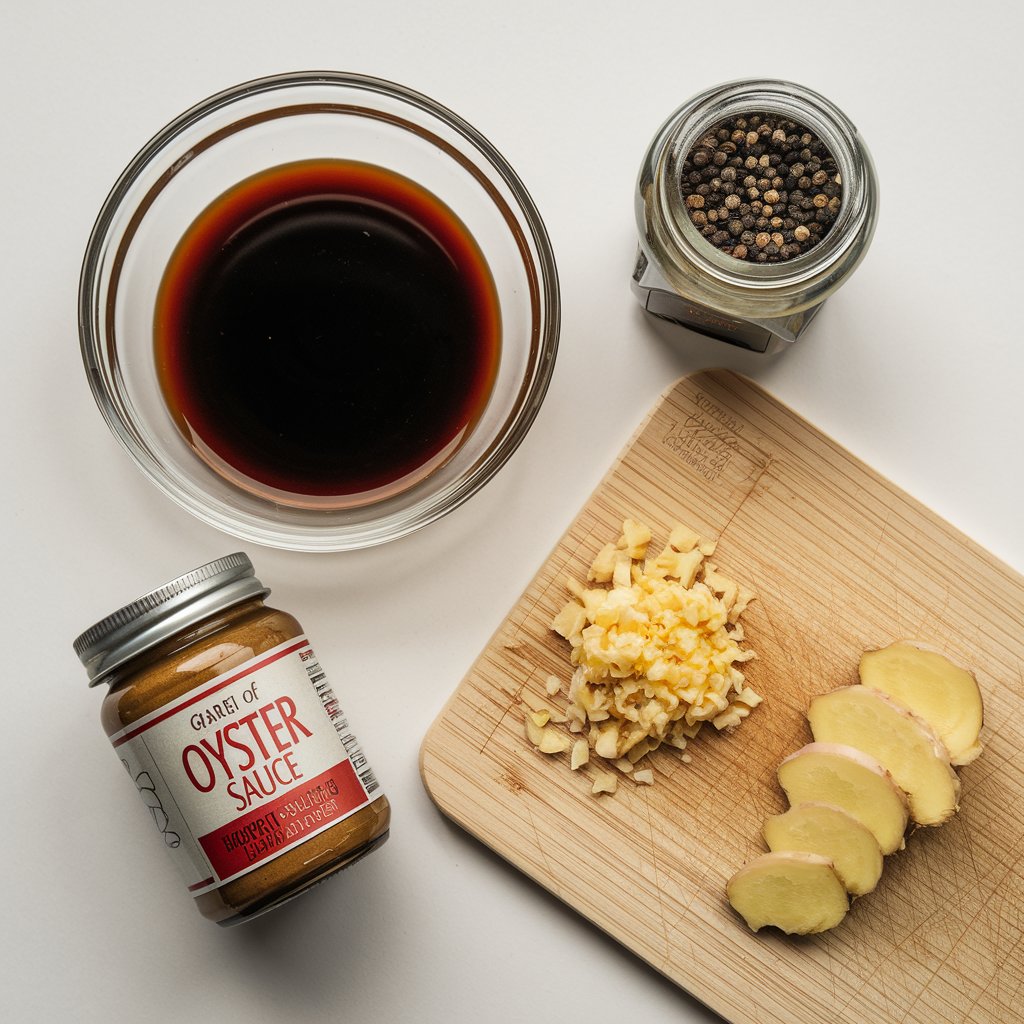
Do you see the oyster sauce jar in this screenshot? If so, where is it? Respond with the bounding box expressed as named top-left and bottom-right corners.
top-left (633, 79), bottom-right (879, 352)
top-left (73, 554), bottom-right (391, 925)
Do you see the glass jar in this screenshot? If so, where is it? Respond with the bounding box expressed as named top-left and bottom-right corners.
top-left (73, 553), bottom-right (391, 925)
top-left (633, 79), bottom-right (878, 352)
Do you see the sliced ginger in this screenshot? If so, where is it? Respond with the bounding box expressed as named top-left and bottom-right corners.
top-left (859, 641), bottom-right (984, 766)
top-left (777, 743), bottom-right (909, 855)
top-left (763, 802), bottom-right (883, 896)
top-left (726, 852), bottom-right (848, 934)
top-left (729, 640), bottom-right (983, 937)
top-left (808, 686), bottom-right (960, 826)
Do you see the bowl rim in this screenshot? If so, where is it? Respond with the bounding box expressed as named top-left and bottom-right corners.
top-left (78, 70), bottom-right (560, 551)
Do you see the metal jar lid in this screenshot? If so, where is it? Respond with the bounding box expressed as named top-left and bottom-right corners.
top-left (73, 553), bottom-right (270, 687)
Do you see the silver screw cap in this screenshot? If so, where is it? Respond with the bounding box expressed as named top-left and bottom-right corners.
top-left (73, 553), bottom-right (269, 687)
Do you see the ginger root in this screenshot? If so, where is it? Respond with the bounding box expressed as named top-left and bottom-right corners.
top-left (726, 852), bottom-right (848, 934)
top-left (808, 686), bottom-right (960, 827)
top-left (859, 641), bottom-right (984, 766)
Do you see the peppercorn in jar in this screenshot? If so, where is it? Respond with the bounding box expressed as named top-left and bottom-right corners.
top-left (73, 554), bottom-right (391, 925)
top-left (633, 79), bottom-right (878, 352)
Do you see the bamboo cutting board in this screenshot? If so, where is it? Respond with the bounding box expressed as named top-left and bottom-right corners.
top-left (420, 370), bottom-right (1024, 1024)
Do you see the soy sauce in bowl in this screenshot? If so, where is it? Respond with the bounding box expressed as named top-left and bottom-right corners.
top-left (155, 159), bottom-right (501, 509)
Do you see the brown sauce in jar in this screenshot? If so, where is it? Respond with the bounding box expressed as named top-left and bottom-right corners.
top-left (76, 555), bottom-right (391, 925)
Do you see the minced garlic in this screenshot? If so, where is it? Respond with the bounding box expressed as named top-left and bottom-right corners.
top-left (530, 519), bottom-right (759, 792)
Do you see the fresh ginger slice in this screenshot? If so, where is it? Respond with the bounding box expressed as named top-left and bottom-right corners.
top-left (777, 743), bottom-right (909, 854)
top-left (808, 686), bottom-right (960, 826)
top-left (763, 802), bottom-right (883, 896)
top-left (726, 851), bottom-right (848, 934)
top-left (859, 641), bottom-right (984, 766)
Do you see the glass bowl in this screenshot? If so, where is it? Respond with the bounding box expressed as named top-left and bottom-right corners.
top-left (79, 72), bottom-right (559, 551)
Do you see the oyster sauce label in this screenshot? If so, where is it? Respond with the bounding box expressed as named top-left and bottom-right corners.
top-left (109, 637), bottom-right (381, 895)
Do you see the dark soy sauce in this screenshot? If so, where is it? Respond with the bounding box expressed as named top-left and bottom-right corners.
top-left (155, 160), bottom-right (500, 506)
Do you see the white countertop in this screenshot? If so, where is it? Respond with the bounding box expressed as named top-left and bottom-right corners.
top-left (3, 2), bottom-right (1022, 1021)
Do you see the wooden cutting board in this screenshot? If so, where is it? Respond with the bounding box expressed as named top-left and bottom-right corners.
top-left (420, 370), bottom-right (1024, 1024)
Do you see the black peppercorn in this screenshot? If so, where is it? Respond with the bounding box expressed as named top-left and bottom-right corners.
top-left (680, 110), bottom-right (842, 263)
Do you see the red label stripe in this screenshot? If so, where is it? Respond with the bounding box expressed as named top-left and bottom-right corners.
top-left (111, 639), bottom-right (311, 748)
top-left (198, 760), bottom-right (367, 880)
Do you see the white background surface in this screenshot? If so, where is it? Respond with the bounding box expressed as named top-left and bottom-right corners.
top-left (2, 2), bottom-right (1022, 1021)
